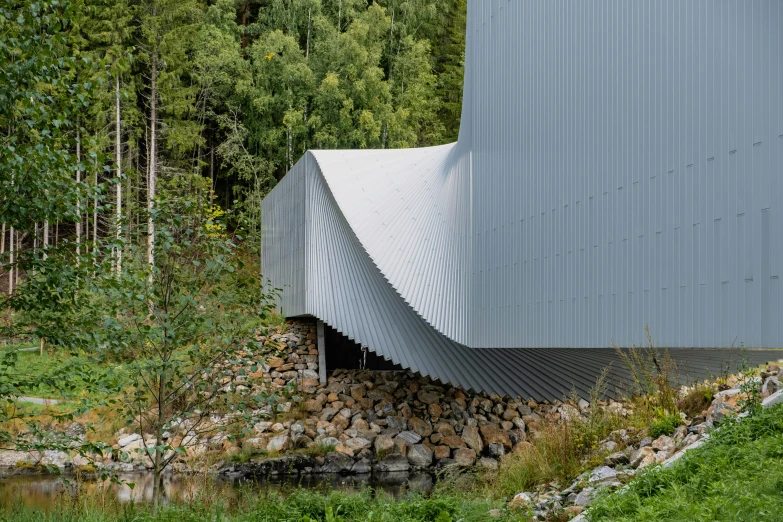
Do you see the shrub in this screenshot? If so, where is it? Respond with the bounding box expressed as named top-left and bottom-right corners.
top-left (614, 325), bottom-right (680, 414)
top-left (489, 410), bottom-right (623, 496)
top-left (677, 383), bottom-right (716, 417)
top-left (648, 410), bottom-right (682, 438)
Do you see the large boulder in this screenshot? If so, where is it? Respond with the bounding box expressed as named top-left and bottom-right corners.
top-left (117, 434), bottom-right (142, 448)
top-left (351, 458), bottom-right (372, 474)
top-left (344, 437), bottom-right (372, 453)
top-left (395, 431), bottom-right (422, 445)
top-left (321, 452), bottom-right (354, 474)
top-left (266, 435), bottom-right (290, 453)
top-left (374, 435), bottom-right (395, 457)
top-left (461, 425), bottom-right (483, 453)
top-left (652, 435), bottom-right (675, 454)
top-left (762, 377), bottom-right (781, 399)
top-left (442, 435), bottom-right (466, 449)
top-left (479, 424), bottom-right (511, 450)
top-left (407, 444), bottom-right (434, 467)
top-left (417, 390), bottom-right (441, 405)
top-left (434, 446), bottom-right (451, 460)
top-left (630, 446), bottom-right (656, 468)
top-left (710, 402), bottom-right (737, 423)
top-left (375, 455), bottom-right (410, 473)
top-left (763, 389), bottom-right (783, 408)
top-left (588, 466), bottom-right (618, 483)
top-left (436, 421), bottom-right (457, 437)
top-left (410, 418), bottom-right (433, 438)
top-left (453, 448), bottom-right (476, 467)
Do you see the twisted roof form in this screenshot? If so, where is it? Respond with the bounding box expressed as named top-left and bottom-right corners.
top-left (262, 0), bottom-right (783, 399)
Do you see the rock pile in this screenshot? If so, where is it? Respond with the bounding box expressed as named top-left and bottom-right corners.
top-left (253, 320), bottom-right (321, 393)
top-left (225, 367), bottom-right (568, 476)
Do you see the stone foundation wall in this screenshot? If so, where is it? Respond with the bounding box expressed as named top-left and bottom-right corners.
top-left (255, 319), bottom-right (321, 392)
top-left (238, 319), bottom-right (589, 473)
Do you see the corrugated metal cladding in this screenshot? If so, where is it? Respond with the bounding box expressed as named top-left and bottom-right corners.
top-left (262, 0), bottom-right (783, 399)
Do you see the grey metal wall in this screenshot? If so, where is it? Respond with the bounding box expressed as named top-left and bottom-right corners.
top-left (261, 0), bottom-right (783, 398)
top-left (466, 0), bottom-right (782, 348)
top-left (261, 156), bottom-right (308, 316)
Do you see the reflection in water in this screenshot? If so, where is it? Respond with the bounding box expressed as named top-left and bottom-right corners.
top-left (0, 472), bottom-right (435, 510)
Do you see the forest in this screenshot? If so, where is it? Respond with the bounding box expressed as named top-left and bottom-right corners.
top-left (1, 1), bottom-right (466, 506)
top-left (1, 0), bottom-right (466, 296)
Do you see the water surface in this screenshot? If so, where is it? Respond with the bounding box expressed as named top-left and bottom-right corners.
top-left (0, 471), bottom-right (435, 510)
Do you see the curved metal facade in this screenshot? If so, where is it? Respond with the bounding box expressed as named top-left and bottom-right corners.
top-left (262, 0), bottom-right (783, 399)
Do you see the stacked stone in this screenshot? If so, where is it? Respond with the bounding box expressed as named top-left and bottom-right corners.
top-left (254, 320), bottom-right (320, 393)
top-left (241, 366), bottom-right (583, 474)
top-left (242, 320), bottom-right (631, 474)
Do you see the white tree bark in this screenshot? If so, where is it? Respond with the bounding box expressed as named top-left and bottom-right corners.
top-left (43, 220), bottom-right (48, 259)
top-left (8, 227), bottom-right (13, 295)
top-left (148, 52), bottom-right (158, 277)
top-left (115, 74), bottom-right (123, 274)
top-left (7, 174), bottom-right (12, 294)
top-left (76, 128), bottom-right (82, 260)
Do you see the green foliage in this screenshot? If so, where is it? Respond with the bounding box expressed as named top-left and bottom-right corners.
top-left (77, 174), bottom-right (280, 474)
top-left (737, 365), bottom-right (763, 414)
top-left (676, 383), bottom-right (716, 418)
top-left (1, 348), bottom-right (125, 400)
top-left (589, 404), bottom-right (783, 521)
top-left (0, 0), bottom-right (105, 230)
top-left (614, 326), bottom-right (682, 426)
top-left (487, 409), bottom-right (623, 496)
top-left (648, 409), bottom-right (682, 439)
top-left (4, 174), bottom-right (278, 495)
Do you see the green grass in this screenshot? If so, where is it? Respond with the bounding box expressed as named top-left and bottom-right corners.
top-left (0, 488), bottom-right (518, 522)
top-left (588, 404), bottom-right (783, 521)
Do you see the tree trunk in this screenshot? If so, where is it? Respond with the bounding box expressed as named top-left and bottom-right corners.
top-left (76, 128), bottom-right (81, 260)
top-left (306, 8), bottom-right (311, 59)
top-left (209, 128), bottom-right (215, 193)
top-left (148, 51), bottom-right (158, 278)
top-left (127, 146), bottom-right (133, 244)
top-left (42, 220), bottom-right (48, 260)
top-left (14, 231), bottom-right (19, 288)
top-left (7, 174), bottom-right (13, 295)
top-left (7, 227), bottom-right (13, 295)
top-left (241, 3), bottom-right (250, 50)
top-left (115, 74), bottom-right (123, 274)
top-left (152, 372), bottom-right (167, 514)
top-left (93, 162), bottom-right (98, 255)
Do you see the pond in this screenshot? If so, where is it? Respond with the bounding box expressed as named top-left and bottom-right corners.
top-left (0, 471), bottom-right (435, 510)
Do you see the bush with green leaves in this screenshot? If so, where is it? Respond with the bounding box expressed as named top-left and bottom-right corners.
top-left (648, 409), bottom-right (682, 439)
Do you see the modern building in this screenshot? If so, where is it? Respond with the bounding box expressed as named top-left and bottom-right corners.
top-left (262, 0), bottom-right (783, 400)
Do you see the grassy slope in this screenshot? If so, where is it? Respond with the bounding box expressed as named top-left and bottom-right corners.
top-left (588, 404), bottom-right (783, 522)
